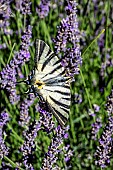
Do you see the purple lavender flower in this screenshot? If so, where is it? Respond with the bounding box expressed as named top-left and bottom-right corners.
top-left (99, 56), bottom-right (113, 93)
top-left (88, 109), bottom-right (96, 117)
top-left (91, 118), bottom-right (102, 140)
top-left (41, 125), bottom-right (70, 169)
top-left (100, 56), bottom-right (113, 81)
top-left (0, 0), bottom-right (13, 48)
top-left (36, 0), bottom-right (50, 19)
top-left (94, 89), bottom-right (113, 168)
top-left (0, 25), bottom-right (32, 103)
top-left (20, 101), bottom-right (55, 169)
top-left (20, 0), bottom-right (31, 14)
top-left (54, 0), bottom-right (82, 79)
top-left (35, 103), bottom-right (55, 133)
top-left (50, 0), bottom-right (64, 10)
top-left (19, 94), bottom-right (35, 127)
top-left (0, 43), bottom-right (7, 49)
top-left (3, 27), bottom-right (13, 35)
top-left (1, 65), bottom-right (20, 104)
top-left (15, 0), bottom-right (22, 11)
top-left (74, 93), bottom-right (82, 104)
top-left (0, 111), bottom-right (9, 159)
top-left (17, 67), bottom-right (24, 79)
top-left (0, 0), bottom-right (12, 20)
top-left (1, 161), bottom-right (13, 169)
top-left (21, 120), bottom-right (41, 170)
top-left (93, 104), bottom-right (100, 112)
top-left (88, 105), bottom-right (102, 140)
top-left (0, 19), bottom-right (9, 29)
top-left (63, 144), bottom-right (73, 163)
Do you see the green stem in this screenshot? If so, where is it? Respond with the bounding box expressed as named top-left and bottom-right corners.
top-left (24, 14), bottom-right (26, 30)
top-left (69, 107), bottom-right (76, 143)
top-left (4, 156), bottom-right (24, 170)
top-left (82, 22), bottom-right (112, 58)
top-left (7, 124), bottom-right (23, 143)
top-left (7, 43), bottom-right (16, 64)
top-left (80, 69), bottom-right (93, 110)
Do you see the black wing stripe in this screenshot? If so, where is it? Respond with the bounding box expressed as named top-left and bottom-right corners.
top-left (56, 69), bottom-right (65, 76)
top-left (60, 107), bottom-right (69, 114)
top-left (52, 107), bottom-right (67, 124)
top-left (41, 69), bottom-right (65, 80)
top-left (49, 96), bottom-right (70, 109)
top-left (41, 64), bottom-right (63, 79)
top-left (35, 39), bottom-right (45, 63)
top-left (53, 58), bottom-right (62, 66)
top-left (40, 40), bottom-right (46, 59)
top-left (44, 82), bottom-right (61, 86)
top-left (54, 90), bottom-right (70, 96)
top-left (45, 77), bottom-right (70, 85)
top-left (46, 48), bottom-right (53, 58)
top-left (41, 52), bottom-right (55, 71)
top-left (45, 84), bottom-right (70, 89)
top-left (44, 75), bottom-right (63, 83)
top-left (62, 84), bottom-right (70, 89)
top-left (42, 89), bottom-right (54, 92)
top-left (62, 97), bottom-right (70, 101)
top-left (43, 86), bottom-right (68, 92)
top-left (48, 64), bottom-right (62, 75)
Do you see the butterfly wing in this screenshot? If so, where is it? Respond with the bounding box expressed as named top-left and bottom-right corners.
top-left (34, 39), bottom-right (71, 126)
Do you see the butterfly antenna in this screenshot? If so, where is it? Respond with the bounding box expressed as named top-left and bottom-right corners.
top-left (16, 80), bottom-right (26, 84)
top-left (16, 79), bottom-right (30, 85)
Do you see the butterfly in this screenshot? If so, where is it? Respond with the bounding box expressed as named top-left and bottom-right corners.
top-left (26, 39), bottom-right (71, 126)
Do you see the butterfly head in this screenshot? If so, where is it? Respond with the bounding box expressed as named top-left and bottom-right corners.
top-left (34, 80), bottom-right (45, 90)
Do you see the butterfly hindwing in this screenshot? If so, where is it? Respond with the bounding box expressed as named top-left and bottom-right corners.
top-left (34, 39), bottom-right (71, 126)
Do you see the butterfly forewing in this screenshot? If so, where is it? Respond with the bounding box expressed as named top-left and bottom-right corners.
top-left (34, 39), bottom-right (71, 126)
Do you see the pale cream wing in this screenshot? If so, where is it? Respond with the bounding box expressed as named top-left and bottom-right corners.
top-left (34, 39), bottom-right (71, 126)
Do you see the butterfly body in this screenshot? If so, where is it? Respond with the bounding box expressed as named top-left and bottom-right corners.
top-left (29, 39), bottom-right (71, 126)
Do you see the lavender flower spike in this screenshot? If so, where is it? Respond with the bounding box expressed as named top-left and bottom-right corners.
top-left (20, 0), bottom-right (32, 14)
top-left (95, 88), bottom-right (113, 168)
top-left (0, 111), bottom-right (9, 159)
top-left (19, 94), bottom-right (35, 127)
top-left (36, 0), bottom-right (50, 19)
top-left (54, 0), bottom-right (82, 79)
top-left (21, 120), bottom-right (41, 170)
top-left (41, 125), bottom-right (70, 169)
top-left (0, 0), bottom-right (12, 20)
top-left (0, 25), bottom-right (32, 104)
top-left (35, 103), bottom-right (55, 133)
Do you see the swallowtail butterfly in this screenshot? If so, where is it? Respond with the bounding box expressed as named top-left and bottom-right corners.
top-left (27, 39), bottom-right (71, 126)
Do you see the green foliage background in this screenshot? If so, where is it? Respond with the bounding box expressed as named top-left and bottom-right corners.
top-left (0, 0), bottom-right (113, 169)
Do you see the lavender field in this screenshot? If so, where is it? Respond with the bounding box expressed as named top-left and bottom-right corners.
top-left (0, 0), bottom-right (113, 169)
